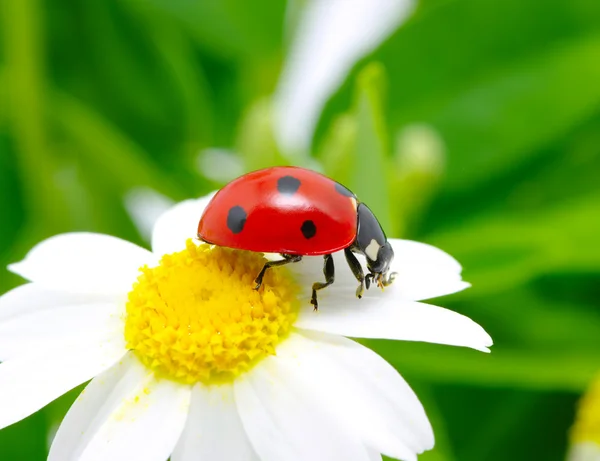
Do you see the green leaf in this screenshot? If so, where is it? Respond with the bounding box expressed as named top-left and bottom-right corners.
top-left (1, 0), bottom-right (68, 233)
top-left (319, 0), bottom-right (600, 195)
top-left (428, 193), bottom-right (600, 295)
top-left (146, 0), bottom-right (285, 62)
top-left (122, 1), bottom-right (215, 151)
top-left (51, 91), bottom-right (184, 199)
top-left (349, 62), bottom-right (392, 232)
top-left (427, 35), bottom-right (600, 192)
top-left (235, 98), bottom-right (289, 171)
top-left (390, 124), bottom-right (446, 237)
top-left (0, 67), bottom-right (6, 128)
top-left (0, 413), bottom-right (47, 461)
top-left (366, 339), bottom-right (598, 392)
top-left (317, 113), bottom-right (357, 187)
top-left (413, 385), bottom-right (457, 461)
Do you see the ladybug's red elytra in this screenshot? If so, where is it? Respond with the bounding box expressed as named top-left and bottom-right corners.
top-left (197, 166), bottom-right (396, 309)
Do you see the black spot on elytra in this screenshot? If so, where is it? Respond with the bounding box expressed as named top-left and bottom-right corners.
top-left (277, 175), bottom-right (301, 195)
top-left (335, 182), bottom-right (355, 198)
top-left (301, 220), bottom-right (317, 239)
top-left (227, 206), bottom-right (247, 234)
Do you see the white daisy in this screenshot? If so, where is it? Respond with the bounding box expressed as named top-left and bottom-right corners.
top-left (0, 194), bottom-right (491, 461)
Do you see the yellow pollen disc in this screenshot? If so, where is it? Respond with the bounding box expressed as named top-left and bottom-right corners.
top-left (124, 240), bottom-right (300, 385)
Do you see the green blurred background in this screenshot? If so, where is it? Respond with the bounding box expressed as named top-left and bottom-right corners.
top-left (1, 0), bottom-right (600, 460)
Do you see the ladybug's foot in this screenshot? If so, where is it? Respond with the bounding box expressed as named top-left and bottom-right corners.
top-left (253, 269), bottom-right (266, 290)
top-left (310, 254), bottom-right (334, 312)
top-left (310, 296), bottom-right (319, 311)
top-left (382, 271), bottom-right (397, 287)
top-left (355, 282), bottom-right (365, 299)
top-left (254, 254), bottom-right (303, 291)
top-left (345, 248), bottom-right (366, 301)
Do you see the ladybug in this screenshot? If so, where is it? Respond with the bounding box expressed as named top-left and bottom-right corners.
top-left (197, 166), bottom-right (395, 309)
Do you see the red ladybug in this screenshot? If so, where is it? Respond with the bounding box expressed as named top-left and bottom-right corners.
top-left (197, 166), bottom-right (395, 309)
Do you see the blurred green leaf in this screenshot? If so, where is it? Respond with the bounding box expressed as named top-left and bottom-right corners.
top-left (415, 385), bottom-right (457, 461)
top-left (319, 0), bottom-right (600, 194)
top-left (122, 1), bottom-right (214, 152)
top-left (427, 34), bottom-right (600, 193)
top-left (1, 0), bottom-right (69, 233)
top-left (370, 339), bottom-right (599, 392)
top-left (51, 91), bottom-right (184, 199)
top-left (318, 114), bottom-right (357, 187)
top-left (382, 0), bottom-right (600, 120)
top-left (235, 98), bottom-right (289, 171)
top-left (349, 62), bottom-right (392, 231)
top-left (0, 68), bottom-right (6, 128)
top-left (0, 133), bottom-right (24, 265)
top-left (0, 413), bottom-right (47, 461)
top-left (428, 193), bottom-right (600, 295)
top-left (145, 0), bottom-right (285, 62)
top-left (390, 124), bottom-right (446, 237)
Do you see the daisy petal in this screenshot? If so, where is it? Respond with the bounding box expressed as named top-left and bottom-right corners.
top-left (172, 384), bottom-right (259, 461)
top-left (295, 299), bottom-right (492, 352)
top-left (387, 239), bottom-right (470, 301)
top-left (151, 193), bottom-right (216, 256)
top-left (567, 442), bottom-right (600, 461)
top-left (274, 0), bottom-right (415, 154)
top-left (0, 335), bottom-right (126, 431)
top-left (274, 332), bottom-right (431, 460)
top-left (367, 450), bottom-right (383, 461)
top-left (124, 187), bottom-right (175, 243)
top-left (288, 238), bottom-right (469, 307)
top-left (49, 353), bottom-right (191, 461)
top-left (0, 299), bottom-right (121, 362)
top-left (0, 283), bottom-right (104, 322)
top-left (8, 233), bottom-right (156, 296)
top-left (234, 355), bottom-right (372, 461)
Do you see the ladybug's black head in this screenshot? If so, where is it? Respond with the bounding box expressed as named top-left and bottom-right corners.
top-left (355, 203), bottom-right (394, 279)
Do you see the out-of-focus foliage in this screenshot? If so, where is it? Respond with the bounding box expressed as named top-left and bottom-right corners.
top-left (1, 0), bottom-right (599, 460)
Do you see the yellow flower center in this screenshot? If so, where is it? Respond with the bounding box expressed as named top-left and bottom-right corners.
top-left (124, 240), bottom-right (299, 385)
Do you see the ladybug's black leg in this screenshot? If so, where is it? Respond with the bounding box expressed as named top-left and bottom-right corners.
top-left (344, 248), bottom-right (366, 299)
top-left (365, 273), bottom-right (374, 290)
top-left (310, 254), bottom-right (335, 311)
top-left (254, 254), bottom-right (302, 290)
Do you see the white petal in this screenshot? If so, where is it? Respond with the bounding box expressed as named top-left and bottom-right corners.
top-left (0, 284), bottom-right (122, 360)
top-left (285, 251), bottom-right (360, 303)
top-left (0, 335), bottom-right (126, 430)
top-left (272, 332), bottom-right (432, 460)
top-left (0, 283), bottom-right (105, 322)
top-left (387, 239), bottom-right (470, 301)
top-left (151, 193), bottom-right (216, 256)
top-left (288, 239), bottom-right (469, 308)
top-left (172, 384), bottom-right (258, 461)
top-left (274, 0), bottom-right (414, 154)
top-left (234, 353), bottom-right (372, 461)
top-left (8, 233), bottom-right (156, 296)
top-left (124, 187), bottom-right (175, 243)
top-left (296, 298), bottom-right (492, 352)
top-left (49, 354), bottom-right (191, 461)
top-left (567, 442), bottom-right (600, 461)
top-left (367, 449), bottom-right (383, 461)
